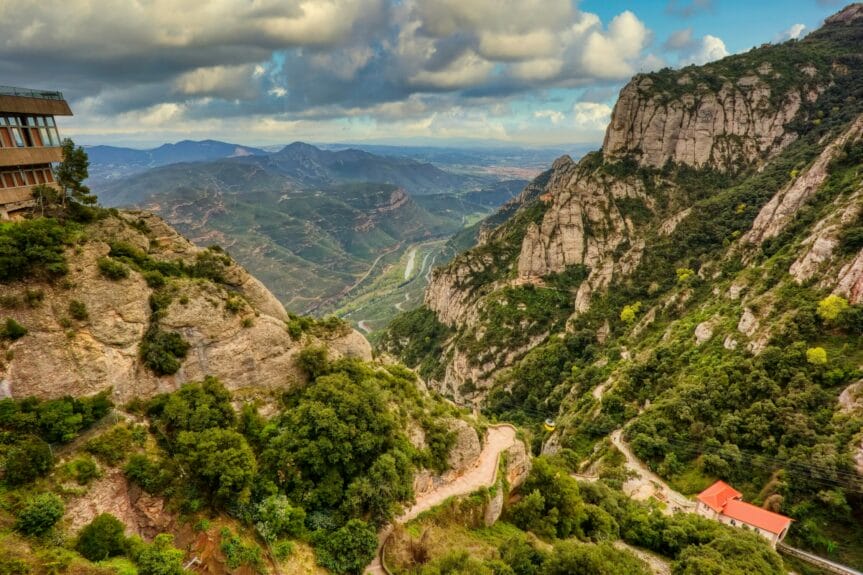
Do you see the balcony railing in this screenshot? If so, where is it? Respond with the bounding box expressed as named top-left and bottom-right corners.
top-left (0, 86), bottom-right (65, 101)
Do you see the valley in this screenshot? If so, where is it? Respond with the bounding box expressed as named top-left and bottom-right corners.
top-left (2, 2), bottom-right (863, 575)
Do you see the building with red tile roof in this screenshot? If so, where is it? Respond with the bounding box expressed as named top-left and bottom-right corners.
top-left (695, 480), bottom-right (792, 547)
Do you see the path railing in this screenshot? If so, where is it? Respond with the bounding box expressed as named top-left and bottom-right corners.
top-left (777, 543), bottom-right (863, 575)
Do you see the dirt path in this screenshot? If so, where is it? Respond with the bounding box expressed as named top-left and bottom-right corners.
top-left (365, 425), bottom-right (518, 574)
top-left (613, 541), bottom-right (672, 575)
top-left (357, 320), bottom-right (372, 334)
top-left (610, 430), bottom-right (694, 513)
top-left (403, 248), bottom-right (417, 280)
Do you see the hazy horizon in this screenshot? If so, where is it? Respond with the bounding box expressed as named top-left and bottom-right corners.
top-left (1, 0), bottom-right (847, 148)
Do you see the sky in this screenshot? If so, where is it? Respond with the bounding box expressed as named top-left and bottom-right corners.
top-left (0, 0), bottom-right (850, 149)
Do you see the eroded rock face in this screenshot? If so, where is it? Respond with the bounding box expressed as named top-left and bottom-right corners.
top-left (603, 70), bottom-right (811, 171)
top-left (516, 156), bottom-right (647, 312)
top-left (65, 469), bottom-right (173, 538)
top-left (413, 419), bottom-right (482, 498)
top-left (746, 115), bottom-right (863, 244)
top-left (0, 212), bottom-right (368, 403)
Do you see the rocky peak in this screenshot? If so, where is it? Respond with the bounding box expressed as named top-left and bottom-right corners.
top-left (0, 211), bottom-right (371, 404)
top-left (825, 3), bottom-right (863, 25)
top-left (517, 157), bottom-right (649, 311)
top-left (602, 71), bottom-right (806, 171)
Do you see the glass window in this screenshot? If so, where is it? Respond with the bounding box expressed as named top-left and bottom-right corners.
top-left (36, 116), bottom-right (45, 127)
top-left (46, 117), bottom-right (55, 127)
top-left (26, 116), bottom-right (36, 127)
top-left (51, 128), bottom-right (61, 145)
top-left (13, 172), bottom-right (25, 187)
top-left (39, 127), bottom-right (50, 146)
top-left (0, 117), bottom-right (5, 126)
top-left (10, 127), bottom-right (24, 147)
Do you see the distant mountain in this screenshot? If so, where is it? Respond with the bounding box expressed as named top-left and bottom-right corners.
top-left (231, 141), bottom-right (483, 195)
top-left (95, 142), bottom-right (526, 312)
top-left (86, 139), bottom-right (266, 186)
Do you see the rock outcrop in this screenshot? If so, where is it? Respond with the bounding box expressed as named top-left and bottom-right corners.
top-left (516, 156), bottom-right (648, 312)
top-left (746, 115), bottom-right (863, 244)
top-left (603, 68), bottom-right (814, 171)
top-left (0, 211), bottom-right (370, 404)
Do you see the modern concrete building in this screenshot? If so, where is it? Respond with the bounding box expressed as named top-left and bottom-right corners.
top-left (696, 480), bottom-right (793, 547)
top-left (0, 86), bottom-right (72, 219)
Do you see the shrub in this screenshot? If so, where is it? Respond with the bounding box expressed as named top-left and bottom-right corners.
top-left (67, 456), bottom-right (100, 485)
top-left (219, 528), bottom-right (264, 570)
top-left (620, 302), bottom-right (642, 324)
top-left (225, 297), bottom-right (244, 314)
top-left (24, 289), bottom-right (44, 307)
top-left (273, 540), bottom-right (294, 560)
top-left (142, 271), bottom-right (166, 288)
top-left (255, 495), bottom-right (306, 542)
top-left (76, 513), bottom-right (126, 561)
top-left (806, 347), bottom-right (827, 365)
top-left (98, 257), bottom-right (130, 280)
top-left (130, 534), bottom-right (185, 575)
top-left (0, 557), bottom-right (30, 575)
top-left (140, 325), bottom-right (190, 376)
top-left (68, 300), bottom-right (89, 321)
top-left (2, 318), bottom-right (27, 340)
top-left (297, 346), bottom-right (329, 379)
top-left (15, 493), bottom-right (64, 536)
top-left (124, 454), bottom-right (170, 494)
top-left (313, 519), bottom-right (378, 575)
top-left (4, 437), bottom-right (53, 485)
top-left (817, 294), bottom-right (849, 323)
top-left (675, 268), bottom-right (695, 283)
top-left (86, 425), bottom-right (144, 466)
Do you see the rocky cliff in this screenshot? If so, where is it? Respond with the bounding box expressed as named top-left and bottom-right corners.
top-left (0, 211), bottom-right (371, 404)
top-left (389, 4), bottom-right (863, 416)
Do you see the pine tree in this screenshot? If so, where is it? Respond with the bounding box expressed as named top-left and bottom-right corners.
top-left (55, 138), bottom-right (97, 206)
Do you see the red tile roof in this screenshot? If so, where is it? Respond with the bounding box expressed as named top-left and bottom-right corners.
top-left (697, 480), bottom-right (742, 513)
top-left (723, 499), bottom-right (792, 535)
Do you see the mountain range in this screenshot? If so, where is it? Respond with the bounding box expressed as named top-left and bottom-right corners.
top-left (90, 141), bottom-right (529, 313)
top-left (383, 4), bottom-right (863, 568)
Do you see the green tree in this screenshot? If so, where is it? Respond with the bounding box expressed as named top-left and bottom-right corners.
top-left (314, 519), bottom-right (378, 575)
top-left (5, 437), bottom-right (53, 485)
top-left (131, 534), bottom-right (185, 575)
top-left (15, 493), bottom-right (64, 536)
top-left (675, 268), bottom-right (695, 284)
top-left (806, 347), bottom-right (827, 365)
top-left (542, 541), bottom-right (649, 575)
top-left (31, 183), bottom-right (63, 216)
top-left (255, 495), bottom-right (306, 542)
top-left (817, 294), bottom-right (849, 323)
top-left (55, 139), bottom-right (96, 206)
top-left (175, 428), bottom-right (257, 506)
top-left (620, 302), bottom-right (642, 324)
top-left (507, 458), bottom-right (584, 539)
top-left (76, 513), bottom-right (126, 561)
top-left (673, 532), bottom-right (784, 575)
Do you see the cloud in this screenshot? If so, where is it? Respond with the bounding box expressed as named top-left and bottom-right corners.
top-left (666, 0), bottom-right (714, 18)
top-left (534, 109), bottom-right (566, 124)
top-left (776, 23), bottom-right (806, 41)
top-left (0, 0), bottom-right (666, 144)
top-left (572, 102), bottom-right (612, 130)
top-left (663, 28), bottom-right (729, 66)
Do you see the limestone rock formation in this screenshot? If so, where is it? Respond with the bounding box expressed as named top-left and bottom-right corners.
top-left (0, 211), bottom-right (369, 404)
top-left (746, 115), bottom-right (863, 244)
top-left (516, 157), bottom-right (648, 312)
top-left (603, 69), bottom-right (813, 171)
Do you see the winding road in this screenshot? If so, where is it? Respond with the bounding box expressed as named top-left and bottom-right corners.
top-left (365, 425), bottom-right (518, 574)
